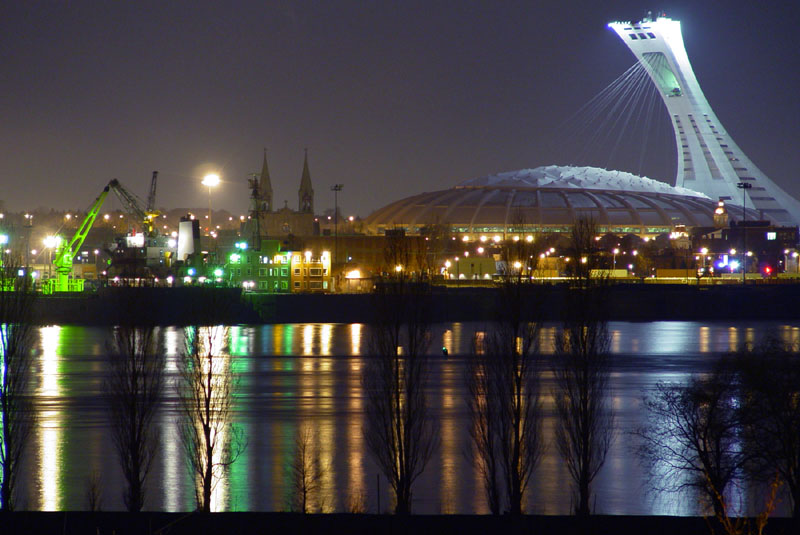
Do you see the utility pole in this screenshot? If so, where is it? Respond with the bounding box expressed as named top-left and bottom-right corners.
top-left (737, 182), bottom-right (753, 285)
top-left (331, 184), bottom-right (343, 266)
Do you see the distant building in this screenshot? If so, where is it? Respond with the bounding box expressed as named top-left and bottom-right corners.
top-left (224, 239), bottom-right (292, 292)
top-left (695, 221), bottom-right (799, 275)
top-left (363, 166), bottom-right (754, 238)
top-left (247, 150), bottom-right (317, 241)
top-left (289, 250), bottom-right (332, 293)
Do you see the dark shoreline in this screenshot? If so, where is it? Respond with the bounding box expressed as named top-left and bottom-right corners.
top-left (30, 284), bottom-right (800, 326)
top-left (1, 511), bottom-right (795, 535)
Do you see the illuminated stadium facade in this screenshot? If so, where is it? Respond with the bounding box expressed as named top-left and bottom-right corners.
top-left (363, 166), bottom-right (758, 238)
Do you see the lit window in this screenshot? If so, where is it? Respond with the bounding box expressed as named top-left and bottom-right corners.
top-left (767, 232), bottom-right (777, 241)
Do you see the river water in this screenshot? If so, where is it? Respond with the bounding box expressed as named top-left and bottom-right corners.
top-left (18, 321), bottom-right (800, 514)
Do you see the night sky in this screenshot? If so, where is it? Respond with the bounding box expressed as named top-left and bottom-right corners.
top-left (2, 1), bottom-right (799, 218)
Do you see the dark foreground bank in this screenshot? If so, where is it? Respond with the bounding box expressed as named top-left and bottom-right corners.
top-left (31, 283), bottom-right (800, 325)
top-left (1, 512), bottom-right (795, 535)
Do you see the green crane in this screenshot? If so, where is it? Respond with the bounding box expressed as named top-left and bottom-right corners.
top-left (43, 182), bottom-right (111, 294)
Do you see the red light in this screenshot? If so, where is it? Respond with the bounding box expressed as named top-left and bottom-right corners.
top-left (765, 266), bottom-right (772, 274)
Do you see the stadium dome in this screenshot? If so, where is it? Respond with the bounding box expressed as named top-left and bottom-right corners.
top-left (364, 165), bottom-right (755, 237)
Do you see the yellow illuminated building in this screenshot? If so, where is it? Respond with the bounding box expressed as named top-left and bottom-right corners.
top-left (290, 250), bottom-right (332, 292)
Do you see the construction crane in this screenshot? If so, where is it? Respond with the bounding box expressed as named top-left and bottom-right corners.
top-left (109, 178), bottom-right (160, 236)
top-left (146, 171), bottom-right (158, 213)
top-left (144, 171), bottom-right (162, 230)
top-left (44, 181), bottom-right (112, 294)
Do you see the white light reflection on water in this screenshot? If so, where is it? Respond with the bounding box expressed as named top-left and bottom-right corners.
top-left (439, 358), bottom-right (457, 514)
top-left (37, 326), bottom-right (62, 511)
top-left (350, 324), bottom-right (362, 355)
top-left (161, 327), bottom-right (185, 512)
top-left (302, 324), bottom-right (314, 356)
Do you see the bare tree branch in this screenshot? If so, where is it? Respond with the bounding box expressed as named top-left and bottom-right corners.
top-left (362, 230), bottom-right (438, 514)
top-left (0, 264), bottom-right (37, 511)
top-left (104, 290), bottom-right (164, 512)
top-left (177, 302), bottom-right (246, 512)
top-left (634, 360), bottom-right (744, 517)
top-left (286, 425), bottom-right (326, 513)
top-left (553, 216), bottom-right (614, 517)
top-left (465, 229), bottom-right (546, 515)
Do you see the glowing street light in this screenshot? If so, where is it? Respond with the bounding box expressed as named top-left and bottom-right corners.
top-left (202, 173), bottom-right (221, 232)
top-left (331, 183), bottom-right (343, 265)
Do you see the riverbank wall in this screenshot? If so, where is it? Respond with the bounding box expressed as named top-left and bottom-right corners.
top-left (30, 283), bottom-right (800, 326)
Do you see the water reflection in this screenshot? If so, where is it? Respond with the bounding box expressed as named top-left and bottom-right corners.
top-left (37, 326), bottom-right (62, 511)
top-left (439, 359), bottom-right (456, 514)
top-left (350, 324), bottom-right (362, 355)
top-left (17, 321), bottom-right (800, 515)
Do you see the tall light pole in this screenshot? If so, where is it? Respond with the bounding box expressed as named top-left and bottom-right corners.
top-left (202, 173), bottom-right (221, 234)
top-left (331, 184), bottom-right (343, 266)
top-left (737, 182), bottom-right (752, 285)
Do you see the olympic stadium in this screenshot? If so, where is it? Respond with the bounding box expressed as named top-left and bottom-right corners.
top-left (364, 16), bottom-right (800, 239)
top-left (363, 165), bottom-right (758, 238)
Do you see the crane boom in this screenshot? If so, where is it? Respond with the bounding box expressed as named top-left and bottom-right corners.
top-left (109, 178), bottom-right (159, 235)
top-left (146, 171), bottom-right (158, 212)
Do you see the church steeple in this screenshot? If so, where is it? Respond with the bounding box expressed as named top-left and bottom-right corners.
top-left (260, 148), bottom-right (273, 212)
top-left (298, 148), bottom-right (314, 213)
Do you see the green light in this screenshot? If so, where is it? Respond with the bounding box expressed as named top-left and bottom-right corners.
top-left (230, 253), bottom-right (240, 263)
top-left (214, 268), bottom-right (223, 277)
top-left (188, 267), bottom-right (196, 276)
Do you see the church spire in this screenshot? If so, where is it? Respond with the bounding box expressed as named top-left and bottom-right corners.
top-left (260, 148), bottom-right (273, 212)
top-left (298, 148), bottom-right (314, 213)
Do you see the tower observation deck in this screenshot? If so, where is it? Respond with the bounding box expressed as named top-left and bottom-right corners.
top-left (608, 15), bottom-right (800, 226)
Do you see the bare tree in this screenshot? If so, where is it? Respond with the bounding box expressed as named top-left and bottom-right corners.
top-left (85, 470), bottom-right (103, 512)
top-left (177, 323), bottom-right (245, 512)
top-left (634, 360), bottom-right (744, 517)
top-left (736, 338), bottom-right (800, 520)
top-left (362, 231), bottom-right (438, 514)
top-left (104, 292), bottom-right (164, 511)
top-left (286, 425), bottom-right (325, 513)
top-left (419, 220), bottom-right (452, 278)
top-left (465, 338), bottom-right (503, 515)
top-left (0, 265), bottom-right (37, 511)
top-left (552, 216), bottom-right (614, 517)
top-left (465, 230), bottom-right (546, 515)
top-left (563, 215), bottom-right (600, 281)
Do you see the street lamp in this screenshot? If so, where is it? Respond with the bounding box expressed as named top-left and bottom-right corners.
top-left (737, 182), bottom-right (753, 284)
top-left (43, 235), bottom-right (61, 278)
top-left (331, 184), bottom-right (343, 266)
top-left (612, 248), bottom-right (619, 270)
top-left (202, 173), bottom-right (221, 233)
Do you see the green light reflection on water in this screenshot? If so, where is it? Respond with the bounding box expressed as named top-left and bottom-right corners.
top-left (283, 325), bottom-right (294, 355)
top-left (228, 325), bottom-right (251, 511)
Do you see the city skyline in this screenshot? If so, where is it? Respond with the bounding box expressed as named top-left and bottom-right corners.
top-left (2, 1), bottom-right (799, 217)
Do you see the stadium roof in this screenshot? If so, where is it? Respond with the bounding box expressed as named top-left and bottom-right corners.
top-left (364, 166), bottom-right (755, 236)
